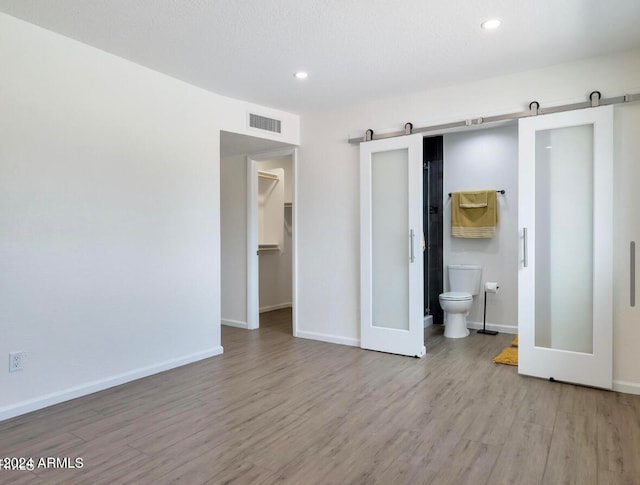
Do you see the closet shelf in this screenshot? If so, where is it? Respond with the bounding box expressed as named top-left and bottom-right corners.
top-left (284, 202), bottom-right (292, 208)
top-left (258, 243), bottom-right (280, 252)
top-left (258, 170), bottom-right (280, 181)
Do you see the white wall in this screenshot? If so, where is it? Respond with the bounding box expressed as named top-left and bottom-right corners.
top-left (0, 13), bottom-right (299, 420)
top-left (220, 155), bottom-right (248, 325)
top-left (443, 124), bottom-right (519, 330)
top-left (297, 47), bottom-right (640, 389)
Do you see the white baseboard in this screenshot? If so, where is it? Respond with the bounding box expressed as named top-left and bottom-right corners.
top-left (296, 330), bottom-right (360, 347)
top-left (0, 346), bottom-right (224, 422)
top-left (259, 302), bottom-right (292, 313)
top-left (613, 380), bottom-right (640, 395)
top-left (466, 321), bottom-right (518, 335)
top-left (424, 315), bottom-right (433, 328)
top-left (222, 319), bottom-right (248, 329)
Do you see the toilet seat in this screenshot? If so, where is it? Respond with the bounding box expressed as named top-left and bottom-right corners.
top-left (439, 291), bottom-right (472, 301)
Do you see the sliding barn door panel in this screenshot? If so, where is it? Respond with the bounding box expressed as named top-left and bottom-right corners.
top-left (518, 106), bottom-right (613, 389)
top-left (360, 134), bottom-right (424, 357)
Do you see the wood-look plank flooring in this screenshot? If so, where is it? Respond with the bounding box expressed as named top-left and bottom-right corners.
top-left (1, 308), bottom-right (639, 484)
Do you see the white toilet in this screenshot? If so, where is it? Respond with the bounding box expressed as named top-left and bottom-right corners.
top-left (439, 264), bottom-right (482, 338)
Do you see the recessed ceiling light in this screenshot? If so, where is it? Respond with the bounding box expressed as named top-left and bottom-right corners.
top-left (294, 71), bottom-right (308, 80)
top-left (481, 19), bottom-right (502, 30)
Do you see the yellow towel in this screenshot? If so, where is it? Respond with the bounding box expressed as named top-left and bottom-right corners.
top-left (451, 190), bottom-right (498, 238)
top-left (459, 191), bottom-right (488, 208)
top-left (511, 335), bottom-right (518, 347)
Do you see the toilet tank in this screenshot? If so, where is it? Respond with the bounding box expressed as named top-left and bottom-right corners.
top-left (448, 265), bottom-right (482, 295)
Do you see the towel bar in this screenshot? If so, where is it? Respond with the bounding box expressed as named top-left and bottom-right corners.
top-left (448, 189), bottom-right (505, 197)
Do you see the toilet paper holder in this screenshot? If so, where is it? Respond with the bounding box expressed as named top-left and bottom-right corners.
top-left (478, 282), bottom-right (499, 336)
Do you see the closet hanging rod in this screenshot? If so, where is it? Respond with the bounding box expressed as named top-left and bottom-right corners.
top-left (448, 190), bottom-right (505, 197)
top-left (258, 171), bottom-right (279, 181)
top-left (348, 91), bottom-right (640, 144)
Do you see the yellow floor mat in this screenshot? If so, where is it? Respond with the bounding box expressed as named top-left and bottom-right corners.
top-left (493, 347), bottom-right (518, 366)
top-left (511, 335), bottom-right (518, 347)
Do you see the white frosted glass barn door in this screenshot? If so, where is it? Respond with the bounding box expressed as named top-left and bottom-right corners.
top-left (360, 134), bottom-right (424, 357)
top-left (518, 106), bottom-right (613, 389)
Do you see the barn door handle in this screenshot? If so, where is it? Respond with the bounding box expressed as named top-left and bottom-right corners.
top-left (632, 241), bottom-right (636, 307)
top-left (410, 229), bottom-right (415, 263)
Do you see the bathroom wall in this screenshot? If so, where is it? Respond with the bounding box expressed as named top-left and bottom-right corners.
top-left (443, 124), bottom-right (519, 331)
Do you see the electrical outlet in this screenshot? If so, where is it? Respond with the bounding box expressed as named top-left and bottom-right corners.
top-left (9, 351), bottom-right (25, 372)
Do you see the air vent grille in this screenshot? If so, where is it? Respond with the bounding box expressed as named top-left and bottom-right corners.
top-left (249, 113), bottom-right (282, 134)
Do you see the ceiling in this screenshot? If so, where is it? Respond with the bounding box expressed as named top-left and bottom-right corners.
top-left (1, 0), bottom-right (639, 114)
top-left (220, 131), bottom-right (292, 157)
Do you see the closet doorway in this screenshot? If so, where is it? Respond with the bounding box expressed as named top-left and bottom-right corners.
top-left (248, 150), bottom-right (297, 333)
top-left (220, 131), bottom-right (297, 336)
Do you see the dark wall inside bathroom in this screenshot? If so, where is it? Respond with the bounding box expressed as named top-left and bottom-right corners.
top-left (423, 136), bottom-right (444, 323)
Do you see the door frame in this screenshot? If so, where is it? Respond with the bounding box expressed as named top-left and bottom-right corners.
top-left (247, 148), bottom-right (298, 335)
